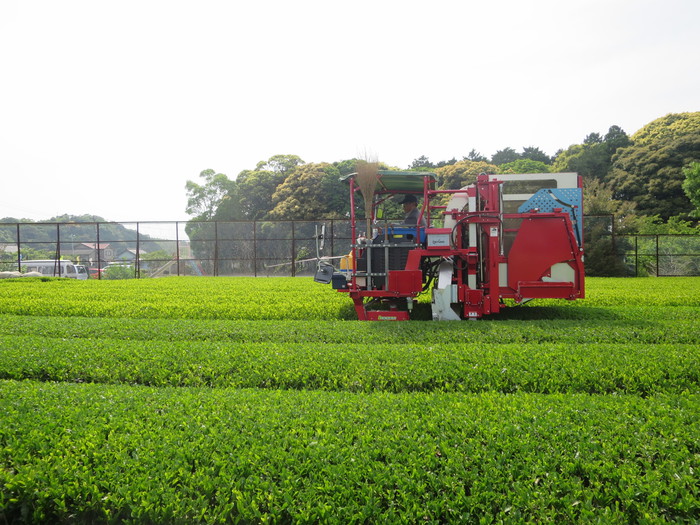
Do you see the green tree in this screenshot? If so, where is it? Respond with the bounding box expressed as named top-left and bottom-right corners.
top-left (212, 184), bottom-right (244, 221)
top-left (49, 214), bottom-right (107, 223)
top-left (185, 169), bottom-right (235, 221)
top-left (603, 125), bottom-right (632, 154)
top-left (333, 159), bottom-right (359, 177)
top-left (464, 149), bottom-right (488, 163)
top-left (632, 214), bottom-right (700, 276)
top-left (435, 160), bottom-right (498, 190)
top-left (491, 147), bottom-right (519, 165)
top-left (584, 179), bottom-right (640, 230)
top-left (553, 125), bottom-right (631, 180)
top-left (268, 163), bottom-right (346, 219)
top-left (435, 158), bottom-right (458, 168)
top-left (138, 249), bottom-right (173, 275)
top-left (635, 215), bottom-right (700, 234)
top-left (521, 146), bottom-right (552, 164)
top-left (682, 161), bottom-right (700, 217)
top-left (226, 155), bottom-right (306, 221)
top-left (584, 132), bottom-right (603, 144)
top-left (582, 179), bottom-right (640, 277)
top-left (255, 154), bottom-right (305, 175)
top-left (498, 159), bottom-right (550, 174)
top-left (606, 112), bottom-right (700, 219)
top-left (235, 169), bottom-right (287, 220)
top-left (103, 264), bottom-right (137, 280)
top-left (409, 156), bottom-right (434, 170)
top-left (553, 143), bottom-right (607, 179)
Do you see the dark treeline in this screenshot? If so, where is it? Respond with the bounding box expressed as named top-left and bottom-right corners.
top-left (185, 112), bottom-right (700, 226)
top-left (182, 112), bottom-right (700, 277)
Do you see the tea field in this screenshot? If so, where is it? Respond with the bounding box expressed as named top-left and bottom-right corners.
top-left (0, 277), bottom-right (698, 523)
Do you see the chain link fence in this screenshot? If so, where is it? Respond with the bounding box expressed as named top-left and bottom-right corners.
top-left (584, 215), bottom-right (700, 277)
top-left (1, 218), bottom-right (698, 278)
top-left (0, 220), bottom-right (353, 278)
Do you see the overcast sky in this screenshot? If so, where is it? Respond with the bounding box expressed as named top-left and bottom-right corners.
top-left (1, 0), bottom-right (698, 223)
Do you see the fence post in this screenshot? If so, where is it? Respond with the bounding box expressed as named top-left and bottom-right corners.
top-left (291, 221), bottom-right (296, 277)
top-left (214, 221), bottom-right (219, 277)
top-left (175, 221), bottom-right (181, 277)
top-left (610, 214), bottom-right (616, 260)
top-left (253, 221), bottom-right (258, 277)
top-left (655, 235), bottom-right (659, 277)
top-left (56, 224), bottom-right (61, 276)
top-left (136, 222), bottom-right (141, 279)
top-left (96, 223), bottom-right (102, 279)
top-left (15, 223), bottom-right (21, 272)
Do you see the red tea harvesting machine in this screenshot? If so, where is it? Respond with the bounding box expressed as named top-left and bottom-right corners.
top-left (315, 170), bottom-right (584, 320)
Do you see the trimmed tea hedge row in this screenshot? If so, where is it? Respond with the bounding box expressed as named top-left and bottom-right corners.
top-left (1, 381), bottom-right (698, 524)
top-left (0, 276), bottom-right (698, 320)
top-left (1, 335), bottom-right (698, 395)
top-left (0, 309), bottom-right (698, 343)
top-left (0, 276), bottom-right (353, 320)
top-left (0, 276), bottom-right (698, 523)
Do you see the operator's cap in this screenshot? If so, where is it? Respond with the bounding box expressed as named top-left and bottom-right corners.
top-left (398, 194), bottom-right (418, 204)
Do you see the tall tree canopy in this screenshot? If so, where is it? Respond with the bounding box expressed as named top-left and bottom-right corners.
top-left (552, 125), bottom-right (631, 180)
top-left (682, 161), bottom-right (700, 217)
top-left (464, 149), bottom-right (488, 163)
top-left (603, 125), bottom-right (632, 153)
top-left (255, 154), bottom-right (305, 174)
top-left (333, 159), bottom-right (359, 177)
top-left (409, 155), bottom-right (434, 170)
top-left (498, 159), bottom-right (550, 174)
top-left (606, 112), bottom-right (700, 219)
top-left (235, 169), bottom-right (287, 221)
top-left (268, 163), bottom-right (346, 220)
top-left (491, 147), bottom-right (519, 165)
top-left (521, 146), bottom-right (552, 164)
top-left (435, 160), bottom-right (497, 190)
top-left (183, 114), bottom-right (699, 225)
top-left (228, 155), bottom-right (306, 220)
top-left (185, 169), bottom-right (236, 221)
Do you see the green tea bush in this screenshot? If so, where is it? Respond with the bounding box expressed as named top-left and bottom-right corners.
top-left (0, 335), bottom-right (698, 395)
top-left (1, 381), bottom-right (698, 524)
top-left (0, 276), bottom-right (698, 320)
top-left (0, 276), bottom-right (698, 522)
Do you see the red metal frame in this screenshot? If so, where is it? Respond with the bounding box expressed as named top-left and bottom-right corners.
top-left (340, 172), bottom-right (585, 320)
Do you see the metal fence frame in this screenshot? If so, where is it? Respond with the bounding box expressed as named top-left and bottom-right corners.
top-left (0, 220), bottom-right (354, 278)
top-left (615, 233), bottom-right (700, 277)
top-left (1, 218), bottom-right (698, 278)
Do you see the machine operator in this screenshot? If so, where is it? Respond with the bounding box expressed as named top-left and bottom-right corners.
top-left (398, 194), bottom-right (427, 227)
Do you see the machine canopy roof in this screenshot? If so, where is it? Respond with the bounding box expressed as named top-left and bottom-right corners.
top-left (342, 170), bottom-right (437, 193)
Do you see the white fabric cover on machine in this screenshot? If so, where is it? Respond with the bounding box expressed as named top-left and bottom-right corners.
top-left (432, 259), bottom-right (461, 320)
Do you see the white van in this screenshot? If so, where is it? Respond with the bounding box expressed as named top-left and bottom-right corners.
top-left (19, 260), bottom-right (89, 280)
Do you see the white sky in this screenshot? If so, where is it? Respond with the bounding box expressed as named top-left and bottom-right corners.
top-left (1, 0), bottom-right (698, 222)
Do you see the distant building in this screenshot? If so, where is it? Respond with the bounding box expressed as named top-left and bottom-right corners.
top-left (75, 243), bottom-right (114, 265)
top-left (115, 248), bottom-right (144, 262)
